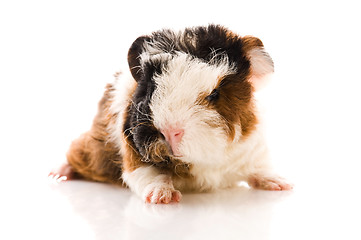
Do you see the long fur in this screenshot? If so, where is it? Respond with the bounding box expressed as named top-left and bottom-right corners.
top-left (60, 25), bottom-right (292, 204)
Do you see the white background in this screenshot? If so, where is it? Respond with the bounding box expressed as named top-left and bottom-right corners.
top-left (1, 0), bottom-right (361, 239)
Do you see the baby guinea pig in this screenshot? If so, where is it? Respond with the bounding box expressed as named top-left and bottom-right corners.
top-left (49, 24), bottom-right (293, 204)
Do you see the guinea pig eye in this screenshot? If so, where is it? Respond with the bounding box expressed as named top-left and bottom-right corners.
top-left (205, 89), bottom-right (220, 102)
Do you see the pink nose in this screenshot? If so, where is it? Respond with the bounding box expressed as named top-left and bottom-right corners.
top-left (161, 128), bottom-right (184, 156)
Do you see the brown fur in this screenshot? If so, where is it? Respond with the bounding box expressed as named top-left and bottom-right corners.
top-left (242, 36), bottom-right (264, 52)
top-left (208, 35), bottom-right (264, 140)
top-left (121, 133), bottom-right (146, 172)
top-left (211, 73), bottom-right (258, 140)
top-left (66, 84), bottom-right (124, 185)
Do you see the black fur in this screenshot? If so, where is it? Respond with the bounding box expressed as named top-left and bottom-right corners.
top-left (124, 61), bottom-right (162, 158)
top-left (128, 36), bottom-right (152, 81)
top-left (127, 25), bottom-right (251, 84)
top-left (124, 24), bottom-right (252, 161)
top-left (183, 25), bottom-right (249, 68)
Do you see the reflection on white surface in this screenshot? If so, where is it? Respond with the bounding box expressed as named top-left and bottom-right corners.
top-left (7, 177), bottom-right (357, 240)
top-left (49, 181), bottom-right (291, 240)
top-left (2, 175), bottom-right (360, 240)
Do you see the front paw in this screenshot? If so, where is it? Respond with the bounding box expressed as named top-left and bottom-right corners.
top-left (142, 178), bottom-right (182, 204)
top-left (248, 173), bottom-right (294, 191)
top-left (123, 168), bottom-right (182, 204)
top-left (144, 187), bottom-right (182, 204)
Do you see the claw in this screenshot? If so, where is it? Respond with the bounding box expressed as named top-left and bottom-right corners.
top-left (145, 188), bottom-right (182, 204)
top-left (48, 163), bottom-right (75, 184)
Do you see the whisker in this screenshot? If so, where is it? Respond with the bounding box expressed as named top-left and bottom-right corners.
top-left (130, 99), bottom-right (153, 120)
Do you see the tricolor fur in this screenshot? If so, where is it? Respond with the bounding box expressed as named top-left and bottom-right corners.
top-left (51, 25), bottom-right (292, 204)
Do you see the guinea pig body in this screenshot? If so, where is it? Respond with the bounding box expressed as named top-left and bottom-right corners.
top-left (50, 25), bottom-right (293, 204)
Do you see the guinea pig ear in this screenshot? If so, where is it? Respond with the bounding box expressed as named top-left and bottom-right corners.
top-left (242, 36), bottom-right (274, 90)
top-left (127, 36), bottom-right (151, 81)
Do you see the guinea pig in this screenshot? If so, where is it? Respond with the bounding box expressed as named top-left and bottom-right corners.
top-left (49, 24), bottom-right (293, 204)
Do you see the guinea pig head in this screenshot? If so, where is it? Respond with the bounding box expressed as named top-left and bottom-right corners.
top-left (125, 25), bottom-right (274, 166)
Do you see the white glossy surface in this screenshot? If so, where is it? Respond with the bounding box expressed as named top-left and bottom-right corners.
top-left (3, 177), bottom-right (360, 240)
top-left (1, 0), bottom-right (361, 239)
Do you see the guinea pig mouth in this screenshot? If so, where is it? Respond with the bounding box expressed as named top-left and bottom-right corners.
top-left (141, 139), bottom-right (191, 176)
top-left (141, 139), bottom-right (178, 163)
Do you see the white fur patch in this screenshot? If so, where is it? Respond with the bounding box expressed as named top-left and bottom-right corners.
top-left (139, 30), bottom-right (180, 67)
top-left (122, 166), bottom-right (180, 203)
top-left (173, 122), bottom-right (272, 192)
top-left (149, 53), bottom-right (235, 165)
top-left (108, 71), bottom-right (136, 150)
top-left (122, 166), bottom-right (160, 196)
